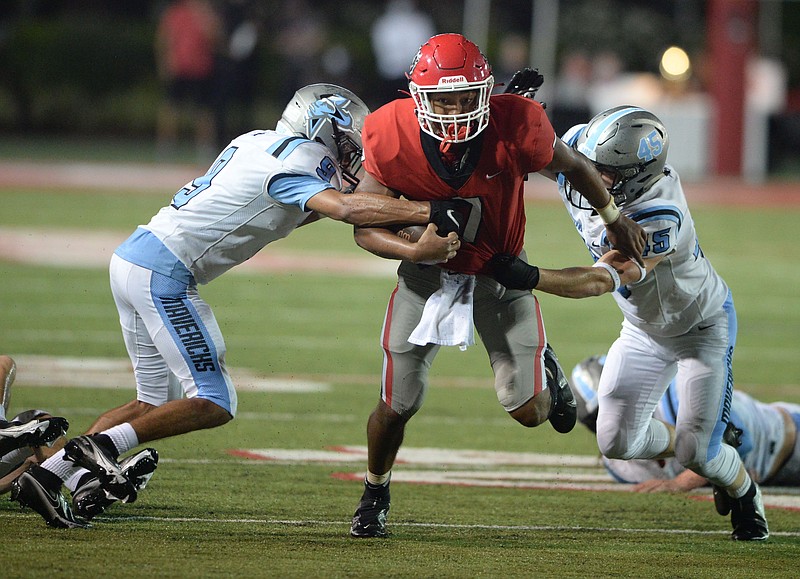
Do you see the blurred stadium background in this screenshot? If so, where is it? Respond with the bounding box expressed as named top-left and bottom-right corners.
top-left (1, 3), bottom-right (799, 573)
top-left (1, 0), bottom-right (799, 181)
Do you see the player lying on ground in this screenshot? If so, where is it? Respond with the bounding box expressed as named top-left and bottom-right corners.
top-left (572, 354), bottom-right (800, 493)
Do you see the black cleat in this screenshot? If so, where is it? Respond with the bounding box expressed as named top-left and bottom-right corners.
top-left (10, 466), bottom-right (90, 529)
top-left (544, 345), bottom-right (577, 433)
top-left (730, 481), bottom-right (769, 541)
top-left (72, 448), bottom-right (159, 521)
top-left (0, 416), bottom-right (69, 456)
top-left (63, 435), bottom-right (137, 504)
top-left (350, 481), bottom-right (391, 538)
top-left (723, 421), bottom-right (744, 449)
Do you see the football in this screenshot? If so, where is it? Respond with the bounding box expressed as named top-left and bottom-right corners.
top-left (395, 225), bottom-right (427, 242)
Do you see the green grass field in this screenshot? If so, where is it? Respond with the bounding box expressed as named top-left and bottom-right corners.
top-left (1, 178), bottom-right (799, 577)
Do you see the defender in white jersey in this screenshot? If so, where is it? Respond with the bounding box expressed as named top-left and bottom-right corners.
top-left (11, 84), bottom-right (471, 529)
top-left (549, 106), bottom-right (768, 541)
top-left (573, 355), bottom-right (800, 491)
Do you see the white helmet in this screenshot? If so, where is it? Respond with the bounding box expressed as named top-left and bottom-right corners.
top-left (572, 105), bottom-right (669, 208)
top-left (276, 84), bottom-right (369, 187)
top-left (570, 355), bottom-right (605, 433)
top-left (407, 33), bottom-right (494, 147)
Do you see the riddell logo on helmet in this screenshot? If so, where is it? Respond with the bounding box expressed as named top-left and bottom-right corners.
top-left (438, 76), bottom-right (468, 86)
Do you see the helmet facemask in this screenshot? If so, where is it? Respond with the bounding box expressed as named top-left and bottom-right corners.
top-left (330, 118), bottom-right (363, 188)
top-left (407, 33), bottom-right (494, 152)
top-left (594, 158), bottom-right (661, 207)
top-left (409, 81), bottom-right (494, 149)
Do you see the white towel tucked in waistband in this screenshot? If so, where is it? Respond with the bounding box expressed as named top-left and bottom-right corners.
top-left (409, 270), bottom-right (476, 350)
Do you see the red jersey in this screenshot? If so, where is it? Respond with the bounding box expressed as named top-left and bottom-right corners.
top-left (362, 94), bottom-right (555, 275)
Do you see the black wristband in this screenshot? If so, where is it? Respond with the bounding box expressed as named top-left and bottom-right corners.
top-left (515, 262), bottom-right (540, 290)
top-left (490, 254), bottom-right (540, 290)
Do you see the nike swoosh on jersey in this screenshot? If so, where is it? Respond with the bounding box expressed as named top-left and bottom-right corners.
top-left (446, 209), bottom-right (460, 226)
top-left (486, 171), bottom-right (503, 179)
top-left (698, 324), bottom-right (716, 331)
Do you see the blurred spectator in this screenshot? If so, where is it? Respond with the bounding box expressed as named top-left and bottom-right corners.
top-left (370, 0), bottom-right (435, 106)
top-left (321, 43), bottom-right (354, 87)
top-left (550, 50), bottom-right (592, 137)
top-left (493, 33), bottom-right (529, 91)
top-left (274, 0), bottom-right (328, 104)
top-left (214, 0), bottom-right (263, 147)
top-left (155, 0), bottom-right (223, 161)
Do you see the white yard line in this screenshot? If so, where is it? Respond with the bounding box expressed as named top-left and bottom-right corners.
top-left (12, 354), bottom-right (330, 393)
top-left (6, 512), bottom-right (800, 536)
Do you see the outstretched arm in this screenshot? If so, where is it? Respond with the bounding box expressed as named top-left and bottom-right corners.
top-left (491, 250), bottom-right (661, 298)
top-left (305, 172), bottom-right (471, 233)
top-left (305, 186), bottom-right (429, 227)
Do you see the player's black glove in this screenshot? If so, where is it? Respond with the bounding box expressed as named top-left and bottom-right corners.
top-left (489, 253), bottom-right (540, 290)
top-left (504, 68), bottom-right (545, 106)
top-left (429, 199), bottom-right (472, 237)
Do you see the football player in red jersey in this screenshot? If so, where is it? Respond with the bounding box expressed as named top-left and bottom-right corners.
top-left (349, 33), bottom-right (647, 538)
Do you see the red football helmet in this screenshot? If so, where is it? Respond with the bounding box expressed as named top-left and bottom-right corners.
top-left (407, 33), bottom-right (494, 145)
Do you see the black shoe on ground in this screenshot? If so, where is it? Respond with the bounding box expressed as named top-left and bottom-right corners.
top-left (0, 416), bottom-right (69, 456)
top-left (730, 481), bottom-right (769, 541)
top-left (63, 435), bottom-right (137, 504)
top-left (10, 466), bottom-right (90, 529)
top-left (72, 448), bottom-right (159, 521)
top-left (350, 481), bottom-right (390, 538)
top-left (544, 345), bottom-right (577, 433)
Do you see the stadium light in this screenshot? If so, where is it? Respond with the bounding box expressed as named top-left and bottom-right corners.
top-left (659, 46), bottom-right (692, 82)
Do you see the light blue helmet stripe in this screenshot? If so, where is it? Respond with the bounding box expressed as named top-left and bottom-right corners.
top-left (578, 107), bottom-right (645, 159)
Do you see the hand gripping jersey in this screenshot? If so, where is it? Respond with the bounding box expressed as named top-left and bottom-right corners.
top-left (557, 125), bottom-right (728, 337)
top-left (118, 130), bottom-right (341, 285)
top-left (362, 95), bottom-right (555, 276)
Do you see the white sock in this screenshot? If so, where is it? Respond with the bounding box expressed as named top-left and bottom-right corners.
top-left (64, 469), bottom-right (90, 492)
top-left (366, 470), bottom-right (391, 486)
top-left (40, 449), bottom-right (81, 482)
top-left (730, 472), bottom-right (753, 499)
top-left (103, 423), bottom-right (139, 455)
